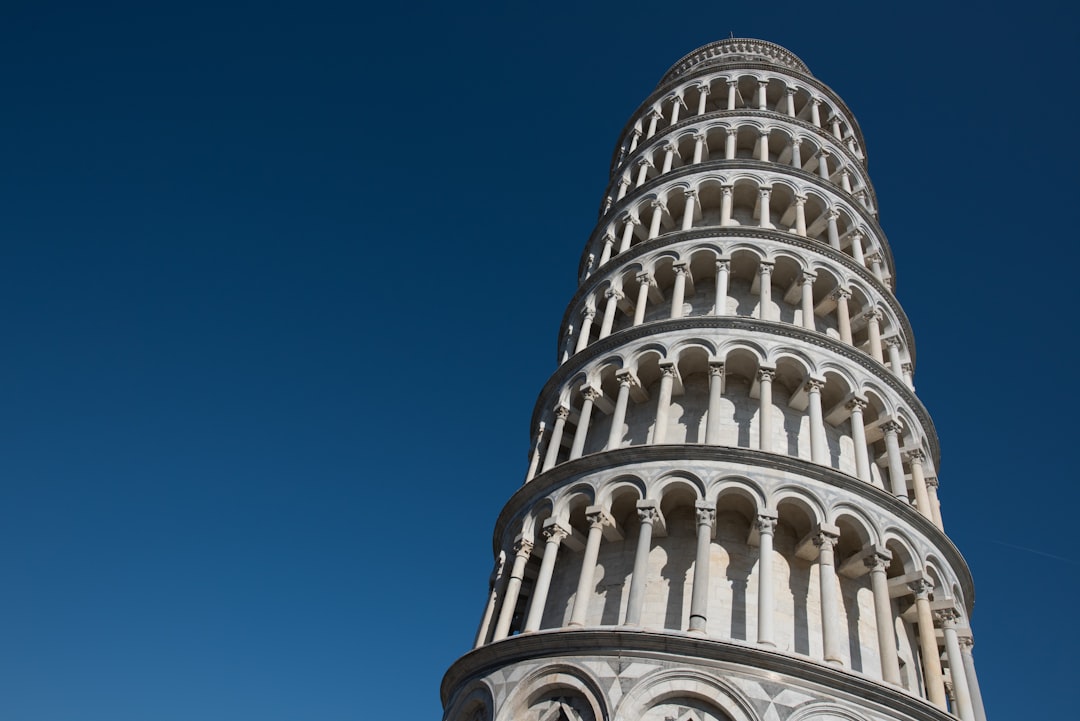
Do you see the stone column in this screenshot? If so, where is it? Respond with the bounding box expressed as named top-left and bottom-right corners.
top-left (794, 195), bottom-right (808, 236)
top-left (833, 288), bottom-right (852, 344)
top-left (758, 367), bottom-right (775, 452)
top-left (696, 85), bottom-right (709, 115)
top-left (727, 80), bottom-right (737, 110)
top-left (568, 507), bottom-right (611, 626)
top-left (758, 130), bottom-right (770, 162)
top-left (847, 397), bottom-right (872, 483)
top-left (619, 215), bottom-right (639, 252)
top-left (725, 127), bottom-right (737, 159)
top-left (818, 149), bottom-right (830, 180)
top-left (688, 502), bottom-right (716, 633)
top-left (865, 309), bottom-right (884, 363)
top-left (902, 362), bottom-right (914, 390)
top-left (806, 378), bottom-right (828, 464)
top-left (756, 513), bottom-right (778, 645)
top-left (616, 176), bottom-right (630, 200)
top-left (647, 200), bottom-right (666, 239)
top-left (810, 98), bottom-right (822, 127)
top-left (791, 137), bottom-right (802, 168)
top-left (669, 96), bottom-right (683, 125)
top-left (885, 337), bottom-right (903, 376)
top-left (624, 502), bottom-right (661, 625)
top-left (758, 262), bottom-right (773, 320)
top-left (850, 231), bottom-right (865, 265)
top-left (628, 128), bottom-right (641, 152)
top-left (632, 272), bottom-right (652, 326)
top-left (542, 406), bottom-right (569, 472)
top-left (814, 529), bottom-right (843, 664)
top-left (645, 109), bottom-right (661, 138)
top-left (926, 476), bottom-right (944, 530)
top-left (937, 610), bottom-right (976, 721)
top-left (492, 537), bottom-right (534, 640)
top-left (569, 386), bottom-right (600, 460)
top-left (959, 636), bottom-right (988, 721)
top-left (525, 421), bottom-right (545, 482)
top-left (865, 551), bottom-right (902, 684)
top-left (607, 370), bottom-right (636, 449)
top-left (869, 253), bottom-right (885, 282)
top-left (758, 187), bottom-right (773, 228)
top-left (574, 307), bottom-right (595, 353)
top-left (635, 158), bottom-right (651, 187)
top-left (704, 362), bottom-right (725, 444)
top-left (598, 234), bottom-right (615, 266)
top-left (598, 288), bottom-right (623, 339)
top-left (720, 185), bottom-right (734, 225)
top-left (910, 579), bottom-right (947, 709)
top-left (692, 132), bottom-right (707, 163)
top-left (681, 189), bottom-right (697, 230)
top-left (800, 270), bottom-right (816, 329)
top-left (831, 115), bottom-right (843, 139)
top-left (757, 81), bottom-right (768, 110)
top-left (670, 263), bottom-right (688, 319)
top-left (474, 557), bottom-right (504, 648)
top-left (881, 420), bottom-right (907, 499)
top-left (826, 209), bottom-right (840, 250)
top-left (661, 142), bottom-right (676, 173)
top-left (840, 168), bottom-right (852, 192)
top-left (906, 450), bottom-right (933, 521)
top-left (653, 361), bottom-right (676, 444)
top-left (785, 87), bottom-right (796, 117)
top-left (714, 259), bottom-right (730, 315)
top-left (523, 521), bottom-right (569, 632)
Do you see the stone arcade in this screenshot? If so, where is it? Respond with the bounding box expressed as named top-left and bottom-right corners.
top-left (441, 39), bottom-right (988, 721)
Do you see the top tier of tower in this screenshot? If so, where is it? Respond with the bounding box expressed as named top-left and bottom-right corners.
top-left (661, 38), bottom-right (813, 83)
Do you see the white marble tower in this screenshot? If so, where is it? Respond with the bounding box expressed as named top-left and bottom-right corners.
top-left (442, 39), bottom-right (988, 721)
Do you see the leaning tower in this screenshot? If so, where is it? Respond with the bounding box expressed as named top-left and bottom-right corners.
top-left (442, 39), bottom-right (988, 721)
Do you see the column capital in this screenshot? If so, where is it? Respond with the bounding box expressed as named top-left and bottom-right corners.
top-left (726, 127), bottom-right (737, 137)
top-left (708, 361), bottom-right (725, 377)
top-left (720, 184), bottom-right (733, 195)
top-left (811, 97), bottom-right (822, 106)
top-left (826, 207), bottom-right (840, 220)
top-left (662, 141), bottom-right (677, 153)
top-left (812, 529), bottom-right (839, 550)
top-left (636, 157), bottom-right (653, 168)
top-left (867, 252), bottom-right (884, 265)
top-left (581, 306), bottom-right (596, 320)
top-left (585, 506), bottom-right (614, 530)
top-left (819, 148), bottom-right (830, 158)
top-left (791, 135), bottom-right (803, 146)
top-left (581, 385), bottom-right (602, 402)
top-left (785, 86), bottom-right (796, 95)
top-left (933, 606), bottom-right (962, 627)
top-left (672, 262), bottom-right (689, 276)
top-left (695, 502), bottom-right (716, 528)
top-left (513, 536), bottom-right (535, 557)
top-left (883, 335), bottom-right (903, 348)
top-left (727, 79), bottom-right (738, 88)
top-left (905, 448), bottom-right (927, 464)
top-left (650, 199), bottom-right (667, 211)
top-left (794, 194), bottom-right (808, 206)
top-left (758, 185), bottom-right (772, 196)
top-left (621, 213), bottom-right (640, 225)
top-left (926, 476), bottom-right (940, 489)
top-left (830, 286), bottom-right (851, 301)
top-left (902, 362), bottom-right (914, 375)
top-left (755, 513), bottom-right (778, 535)
top-left (758, 261), bottom-right (774, 275)
top-left (648, 108), bottom-right (664, 120)
top-left (659, 361), bottom-right (678, 378)
top-left (715, 258), bottom-right (730, 271)
top-left (684, 188), bottom-right (698, 200)
top-left (618, 176), bottom-right (631, 188)
top-left (635, 271), bottom-right (654, 286)
top-left (693, 131), bottom-right (708, 142)
top-left (696, 83), bottom-right (710, 95)
top-left (759, 127), bottom-right (770, 137)
top-left (863, 549), bottom-right (892, 573)
top-left (542, 519), bottom-right (571, 545)
top-left (554, 405), bottom-right (570, 421)
top-left (800, 269), bottom-right (817, 283)
top-left (637, 504), bottom-right (662, 525)
top-left (958, 635), bottom-right (975, 651)
top-left (758, 366), bottom-right (776, 382)
top-left (908, 577), bottom-right (933, 599)
top-left (863, 307), bottom-right (882, 321)
top-left (845, 395), bottom-right (867, 412)
top-left (880, 419), bottom-right (902, 435)
top-left (605, 287), bottom-right (625, 300)
top-left (804, 377), bottom-right (825, 393)
top-left (614, 368), bottom-right (640, 388)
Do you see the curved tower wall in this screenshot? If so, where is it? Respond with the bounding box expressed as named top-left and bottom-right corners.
top-left (442, 39), bottom-right (988, 721)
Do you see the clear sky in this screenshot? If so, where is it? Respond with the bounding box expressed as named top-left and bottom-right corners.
top-left (1, 1), bottom-right (1076, 719)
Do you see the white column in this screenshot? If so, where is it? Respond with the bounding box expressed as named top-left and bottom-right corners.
top-left (492, 537), bottom-right (533, 641)
top-left (926, 477), bottom-right (944, 530)
top-left (758, 368), bottom-right (775, 452)
top-left (714, 259), bottom-right (730, 315)
top-left (727, 80), bottom-right (737, 110)
top-left (574, 307), bottom-right (595, 353)
top-left (624, 502), bottom-right (661, 625)
top-left (847, 397), bottom-right (872, 482)
top-left (758, 130), bottom-right (770, 162)
top-left (670, 263), bottom-right (688, 319)
top-left (669, 96), bottom-right (683, 125)
top-left (840, 168), bottom-right (852, 192)
top-left (833, 288), bottom-right (852, 344)
top-left (633, 272), bottom-right (652, 326)
top-left (525, 421), bottom-right (545, 482)
top-left (882, 420), bottom-right (907, 499)
top-left (704, 362), bottom-right (725, 444)
top-left (810, 98), bottom-right (822, 127)
top-left (653, 361), bottom-right (676, 444)
top-left (865, 309), bottom-right (884, 362)
top-left (523, 521), bottom-right (569, 632)
top-left (758, 186), bottom-right (773, 228)
top-left (831, 115), bottom-right (843, 139)
top-left (826, 209), bottom-right (840, 249)
top-left (785, 87), bottom-right (796, 116)
top-left (758, 262), bottom-right (773, 320)
top-left (907, 450), bottom-right (933, 521)
top-left (884, 337), bottom-right (903, 376)
top-left (474, 557), bottom-right (505, 647)
top-left (814, 529), bottom-right (842, 664)
top-left (725, 127), bottom-right (737, 159)
top-left (598, 234), bottom-right (615, 266)
top-left (938, 611), bottom-right (976, 721)
top-left (568, 507), bottom-right (610, 626)
top-left (902, 362), bottom-right (915, 390)
top-left (569, 386), bottom-right (600, 460)
top-left (648, 200), bottom-right (666, 239)
top-left (959, 636), bottom-right (988, 721)
top-left (618, 215), bottom-right (639, 252)
top-left (661, 143), bottom-right (676, 173)
top-left (791, 137), bottom-right (802, 168)
top-left (628, 128), bottom-right (641, 152)
top-left (598, 288), bottom-right (623, 339)
top-left (756, 513), bottom-right (778, 645)
top-left (645, 109), bottom-right (661, 138)
top-left (910, 579), bottom-right (947, 709)
top-left (688, 502), bottom-right (715, 633)
top-left (681, 189), bottom-right (697, 230)
top-left (757, 81), bottom-right (767, 110)
top-left (800, 270), bottom-right (816, 329)
top-left (865, 551), bottom-right (902, 684)
top-left (692, 132), bottom-right (707, 164)
top-left (806, 378), bottom-right (828, 464)
top-left (817, 149), bottom-right (830, 180)
top-left (541, 406), bottom-right (569, 472)
top-left (696, 85), bottom-right (709, 115)
top-left (607, 370), bottom-right (636, 449)
top-left (616, 176), bottom-right (630, 200)
top-left (869, 253), bottom-right (885, 282)
top-left (635, 158), bottom-right (651, 187)
top-left (850, 231), bottom-right (865, 265)
top-left (794, 194), bottom-right (807, 236)
top-left (720, 185), bottom-right (734, 225)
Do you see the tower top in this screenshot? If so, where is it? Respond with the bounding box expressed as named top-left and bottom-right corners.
top-left (659, 38), bottom-right (811, 85)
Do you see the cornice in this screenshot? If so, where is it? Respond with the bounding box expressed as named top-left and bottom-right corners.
top-left (565, 228), bottom-right (912, 368)
top-left (442, 628), bottom-right (958, 721)
top-left (603, 108), bottom-right (878, 214)
top-left (534, 316), bottom-right (938, 464)
top-left (491, 445), bottom-right (972, 610)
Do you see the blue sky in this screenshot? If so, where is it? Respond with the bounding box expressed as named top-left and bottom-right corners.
top-left (1, 1), bottom-right (1076, 719)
